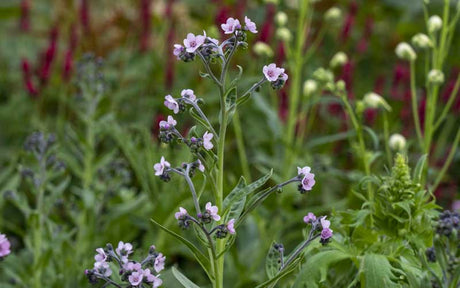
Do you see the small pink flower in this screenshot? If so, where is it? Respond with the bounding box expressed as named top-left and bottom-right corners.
top-left (0, 234), bottom-right (11, 258)
top-left (152, 275), bottom-right (163, 288)
top-left (123, 261), bottom-right (142, 272)
top-left (205, 202), bottom-right (221, 221)
top-left (164, 95), bottom-right (179, 114)
top-left (116, 241), bottom-right (133, 263)
top-left (173, 44), bottom-right (184, 59)
top-left (320, 217), bottom-right (330, 229)
top-left (321, 227), bottom-right (333, 240)
top-left (143, 268), bottom-right (162, 286)
top-left (94, 261), bottom-right (112, 277)
top-left (280, 73), bottom-right (288, 81)
top-left (181, 89), bottom-right (197, 102)
top-left (297, 166), bottom-right (311, 176)
top-left (154, 253), bottom-right (166, 273)
top-left (303, 212), bottom-right (316, 224)
top-left (197, 160), bottom-right (205, 172)
top-left (175, 207), bottom-right (188, 220)
top-left (154, 156), bottom-right (171, 176)
top-left (183, 33), bottom-right (205, 53)
top-left (94, 248), bottom-right (107, 263)
top-left (129, 271), bottom-right (144, 286)
top-left (263, 63), bottom-right (285, 82)
top-left (159, 116), bottom-right (177, 130)
top-left (244, 16), bottom-right (258, 33)
top-left (227, 219), bottom-right (236, 234)
top-left (301, 173), bottom-right (316, 191)
top-left (203, 131), bottom-right (214, 150)
top-left (221, 17), bottom-right (241, 34)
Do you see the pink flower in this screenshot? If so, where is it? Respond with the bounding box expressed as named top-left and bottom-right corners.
top-left (244, 16), bottom-right (257, 33)
top-left (0, 234), bottom-right (11, 258)
top-left (301, 173), bottom-right (316, 191)
top-left (154, 156), bottom-right (171, 176)
top-left (94, 261), bottom-right (112, 277)
top-left (297, 166), bottom-right (311, 176)
top-left (175, 207), bottom-right (188, 220)
top-left (94, 248), bottom-right (107, 263)
top-left (221, 17), bottom-right (241, 34)
top-left (173, 44), bottom-right (184, 59)
top-left (203, 131), bottom-right (214, 150)
top-left (154, 253), bottom-right (166, 273)
top-left (159, 116), bottom-right (177, 130)
top-left (280, 73), bottom-right (288, 81)
top-left (123, 261), bottom-right (142, 272)
top-left (263, 63), bottom-right (285, 82)
top-left (164, 95), bottom-right (179, 114)
top-left (143, 268), bottom-right (162, 286)
top-left (205, 202), bottom-right (221, 221)
top-left (183, 33), bottom-right (205, 53)
top-left (116, 241), bottom-right (133, 263)
top-left (197, 159), bottom-right (205, 172)
top-left (321, 227), bottom-right (333, 240)
top-left (303, 212), bottom-right (316, 224)
top-left (129, 271), bottom-right (144, 286)
top-left (181, 89), bottom-right (197, 102)
top-left (320, 217), bottom-right (330, 229)
top-left (227, 219), bottom-right (236, 234)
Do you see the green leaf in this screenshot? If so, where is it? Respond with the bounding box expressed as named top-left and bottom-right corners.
top-left (359, 254), bottom-right (402, 288)
top-left (363, 126), bottom-right (380, 150)
top-left (413, 154), bottom-right (427, 183)
top-left (172, 267), bottom-right (201, 288)
top-left (265, 241), bottom-right (282, 279)
top-left (223, 177), bottom-right (247, 221)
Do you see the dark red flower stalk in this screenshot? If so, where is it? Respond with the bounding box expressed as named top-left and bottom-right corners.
top-left (215, 5), bottom-right (232, 37)
top-left (341, 1), bottom-right (358, 43)
top-left (339, 60), bottom-right (355, 99)
top-left (38, 27), bottom-right (59, 84)
top-left (391, 62), bottom-right (410, 100)
top-left (140, 0), bottom-right (152, 52)
top-left (275, 41), bottom-right (286, 66)
top-left (79, 0), bottom-right (90, 33)
top-left (151, 114), bottom-right (165, 140)
top-left (357, 17), bottom-right (373, 53)
top-left (278, 88), bottom-right (289, 122)
top-left (62, 49), bottom-right (73, 82)
top-left (19, 0), bottom-right (30, 32)
top-left (21, 59), bottom-right (39, 97)
top-left (258, 4), bottom-right (276, 43)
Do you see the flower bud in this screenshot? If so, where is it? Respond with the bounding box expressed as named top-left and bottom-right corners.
top-left (324, 7), bottom-right (342, 24)
top-left (428, 15), bottom-right (442, 33)
top-left (303, 79), bottom-right (318, 97)
top-left (275, 12), bottom-right (288, 27)
top-left (313, 67), bottom-right (334, 84)
top-left (389, 134), bottom-right (406, 151)
top-left (395, 42), bottom-right (417, 61)
top-left (253, 41), bottom-right (274, 57)
top-left (336, 80), bottom-right (346, 92)
top-left (411, 33), bottom-right (432, 49)
top-left (428, 69), bottom-right (444, 85)
top-left (276, 28), bottom-right (292, 42)
top-left (329, 52), bottom-right (348, 69)
top-left (363, 92), bottom-right (392, 111)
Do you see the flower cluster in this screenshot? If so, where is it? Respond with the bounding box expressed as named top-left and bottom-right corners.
top-left (435, 210), bottom-right (460, 237)
top-left (154, 158), bottom-right (206, 183)
top-left (303, 213), bottom-right (333, 245)
top-left (0, 233), bottom-right (11, 259)
top-left (85, 242), bottom-right (164, 287)
top-left (263, 63), bottom-right (288, 89)
top-left (297, 166), bottom-right (316, 193)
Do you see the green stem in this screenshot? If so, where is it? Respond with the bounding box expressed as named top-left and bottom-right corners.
top-left (233, 110), bottom-right (252, 182)
top-left (409, 60), bottom-right (424, 149)
top-left (383, 111), bottom-right (392, 167)
top-left (434, 75), bottom-right (460, 130)
top-left (431, 128), bottom-right (460, 192)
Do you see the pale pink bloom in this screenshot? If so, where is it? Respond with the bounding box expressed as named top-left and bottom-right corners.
top-left (221, 17), bottom-right (241, 34)
top-left (159, 116), bottom-right (177, 130)
top-left (227, 219), bottom-right (236, 234)
top-left (164, 95), bottom-right (179, 114)
top-left (143, 268), bottom-right (161, 285)
top-left (321, 227), bottom-right (333, 240)
top-left (183, 33), bottom-right (205, 53)
top-left (0, 234), bottom-right (11, 258)
top-left (175, 207), bottom-right (188, 220)
top-left (116, 241), bottom-right (133, 263)
top-left (244, 16), bottom-right (258, 33)
top-left (301, 173), bottom-right (316, 191)
top-left (197, 159), bottom-right (205, 172)
top-left (205, 202), bottom-right (221, 221)
top-left (129, 271), bottom-right (144, 286)
top-left (154, 157), bottom-right (171, 176)
top-left (94, 248), bottom-right (107, 263)
top-left (181, 89), bottom-right (197, 102)
top-left (280, 72), bottom-right (288, 81)
top-left (320, 217), bottom-right (331, 229)
top-left (94, 261), bottom-right (112, 277)
top-left (297, 166), bottom-right (311, 176)
top-left (173, 44), bottom-right (184, 59)
top-left (263, 63), bottom-right (285, 82)
top-left (203, 131), bottom-right (214, 150)
top-left (303, 212), bottom-right (316, 224)
top-left (123, 261), bottom-right (142, 272)
top-left (154, 253), bottom-right (166, 273)
top-left (152, 275), bottom-right (163, 288)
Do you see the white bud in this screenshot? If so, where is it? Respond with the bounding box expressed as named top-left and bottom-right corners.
top-left (303, 80), bottom-right (318, 97)
top-left (253, 42), bottom-right (274, 58)
top-left (427, 69), bottom-right (445, 85)
top-left (313, 68), bottom-right (334, 83)
top-left (411, 33), bottom-right (432, 49)
top-left (389, 134), bottom-right (406, 151)
top-left (276, 28), bottom-right (292, 42)
top-left (330, 52), bottom-right (348, 68)
top-left (363, 92), bottom-right (392, 111)
top-left (324, 7), bottom-right (342, 23)
top-left (275, 12), bottom-right (288, 27)
top-left (428, 15), bottom-right (443, 33)
top-left (395, 42), bottom-right (417, 61)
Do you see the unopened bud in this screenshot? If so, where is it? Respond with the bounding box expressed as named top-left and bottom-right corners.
top-left (428, 69), bottom-right (444, 85)
top-left (363, 92), bottom-right (391, 111)
top-left (276, 28), bottom-right (292, 42)
top-left (428, 15), bottom-right (442, 33)
top-left (330, 52), bottom-right (348, 69)
top-left (253, 42), bottom-right (274, 57)
top-left (324, 7), bottom-right (342, 23)
top-left (313, 68), bottom-right (334, 83)
top-left (275, 12), bottom-right (288, 27)
top-left (411, 33), bottom-right (432, 49)
top-left (303, 79), bottom-right (318, 97)
top-left (389, 134), bottom-right (406, 151)
top-left (395, 42), bottom-right (417, 61)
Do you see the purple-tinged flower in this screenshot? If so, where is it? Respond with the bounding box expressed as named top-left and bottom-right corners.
top-left (181, 89), bottom-right (197, 102)
top-left (303, 212), bottom-right (317, 224)
top-left (297, 166), bottom-right (311, 176)
top-left (301, 173), bottom-right (316, 191)
top-left (320, 217), bottom-right (331, 229)
top-left (227, 219), bottom-right (236, 234)
top-left (197, 159), bottom-right (205, 172)
top-left (154, 157), bottom-right (171, 176)
top-left (203, 131), bottom-right (214, 150)
top-left (280, 72), bottom-right (288, 81)
top-left (116, 241), bottom-right (133, 263)
top-left (221, 17), bottom-right (241, 34)
top-left (94, 261), bottom-right (112, 277)
top-left (320, 216), bottom-right (333, 243)
top-left (321, 228), bottom-right (333, 240)
top-left (129, 271), bottom-right (144, 286)
top-left (143, 268), bottom-right (162, 286)
top-left (183, 33), bottom-right (205, 53)
top-left (123, 261), bottom-right (142, 272)
top-left (244, 16), bottom-right (258, 33)
top-left (0, 234), bottom-right (11, 258)
top-left (94, 248), bottom-right (107, 263)
top-left (164, 95), bottom-right (179, 114)
top-left (173, 44), bottom-right (184, 59)
top-left (263, 63), bottom-right (285, 82)
top-left (205, 202), bottom-right (221, 221)
top-left (159, 116), bottom-right (177, 130)
top-left (154, 253), bottom-right (166, 273)
top-left (175, 207), bottom-right (188, 220)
